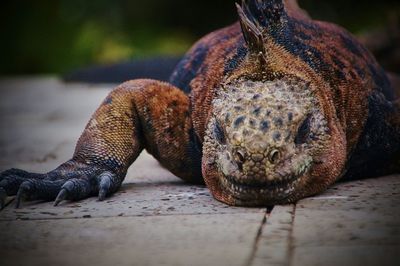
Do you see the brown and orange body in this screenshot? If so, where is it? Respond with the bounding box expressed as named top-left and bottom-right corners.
top-left (1, 0), bottom-right (399, 207)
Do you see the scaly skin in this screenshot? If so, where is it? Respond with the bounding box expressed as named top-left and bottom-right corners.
top-left (1, 0), bottom-right (399, 208)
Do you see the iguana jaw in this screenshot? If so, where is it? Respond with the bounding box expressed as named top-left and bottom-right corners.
top-left (202, 77), bottom-right (332, 206)
top-left (217, 151), bottom-right (313, 204)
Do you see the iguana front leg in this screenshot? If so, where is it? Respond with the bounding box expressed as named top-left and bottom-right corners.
top-left (0, 79), bottom-right (202, 208)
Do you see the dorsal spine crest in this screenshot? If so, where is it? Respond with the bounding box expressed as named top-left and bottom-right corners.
top-left (236, 0), bottom-right (287, 64)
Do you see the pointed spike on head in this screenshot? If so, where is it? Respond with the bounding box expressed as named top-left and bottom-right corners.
top-left (236, 2), bottom-right (265, 55)
top-left (236, 0), bottom-right (288, 66)
top-left (236, 0), bottom-right (287, 49)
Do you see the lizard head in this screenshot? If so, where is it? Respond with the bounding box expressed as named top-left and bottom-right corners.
top-left (203, 77), bottom-right (331, 205)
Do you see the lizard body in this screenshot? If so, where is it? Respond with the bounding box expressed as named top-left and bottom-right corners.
top-left (1, 0), bottom-right (399, 207)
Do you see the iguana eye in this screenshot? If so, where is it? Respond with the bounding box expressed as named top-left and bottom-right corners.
top-left (295, 114), bottom-right (312, 144)
top-left (214, 120), bottom-right (226, 144)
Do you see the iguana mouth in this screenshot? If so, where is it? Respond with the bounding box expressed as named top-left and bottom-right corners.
top-left (218, 157), bottom-right (312, 203)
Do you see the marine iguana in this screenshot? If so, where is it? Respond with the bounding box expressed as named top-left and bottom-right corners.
top-left (1, 0), bottom-right (399, 208)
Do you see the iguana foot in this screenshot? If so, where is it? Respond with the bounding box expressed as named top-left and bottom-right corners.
top-left (0, 161), bottom-right (122, 209)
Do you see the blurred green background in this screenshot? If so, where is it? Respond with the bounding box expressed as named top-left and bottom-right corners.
top-left (1, 0), bottom-right (399, 75)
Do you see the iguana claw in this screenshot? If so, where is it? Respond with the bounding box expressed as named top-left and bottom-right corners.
top-left (0, 187), bottom-right (6, 210)
top-left (54, 189), bottom-right (68, 206)
top-left (98, 172), bottom-right (113, 201)
top-left (15, 181), bottom-right (32, 208)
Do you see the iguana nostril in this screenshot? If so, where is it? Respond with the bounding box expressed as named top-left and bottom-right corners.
top-left (269, 149), bottom-right (280, 164)
top-left (235, 150), bottom-right (245, 163)
top-left (235, 150), bottom-right (246, 171)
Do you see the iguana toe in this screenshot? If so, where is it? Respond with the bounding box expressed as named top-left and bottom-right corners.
top-left (15, 179), bottom-right (64, 208)
top-left (97, 172), bottom-right (115, 201)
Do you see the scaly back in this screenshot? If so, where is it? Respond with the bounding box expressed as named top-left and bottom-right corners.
top-left (170, 0), bottom-right (393, 153)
